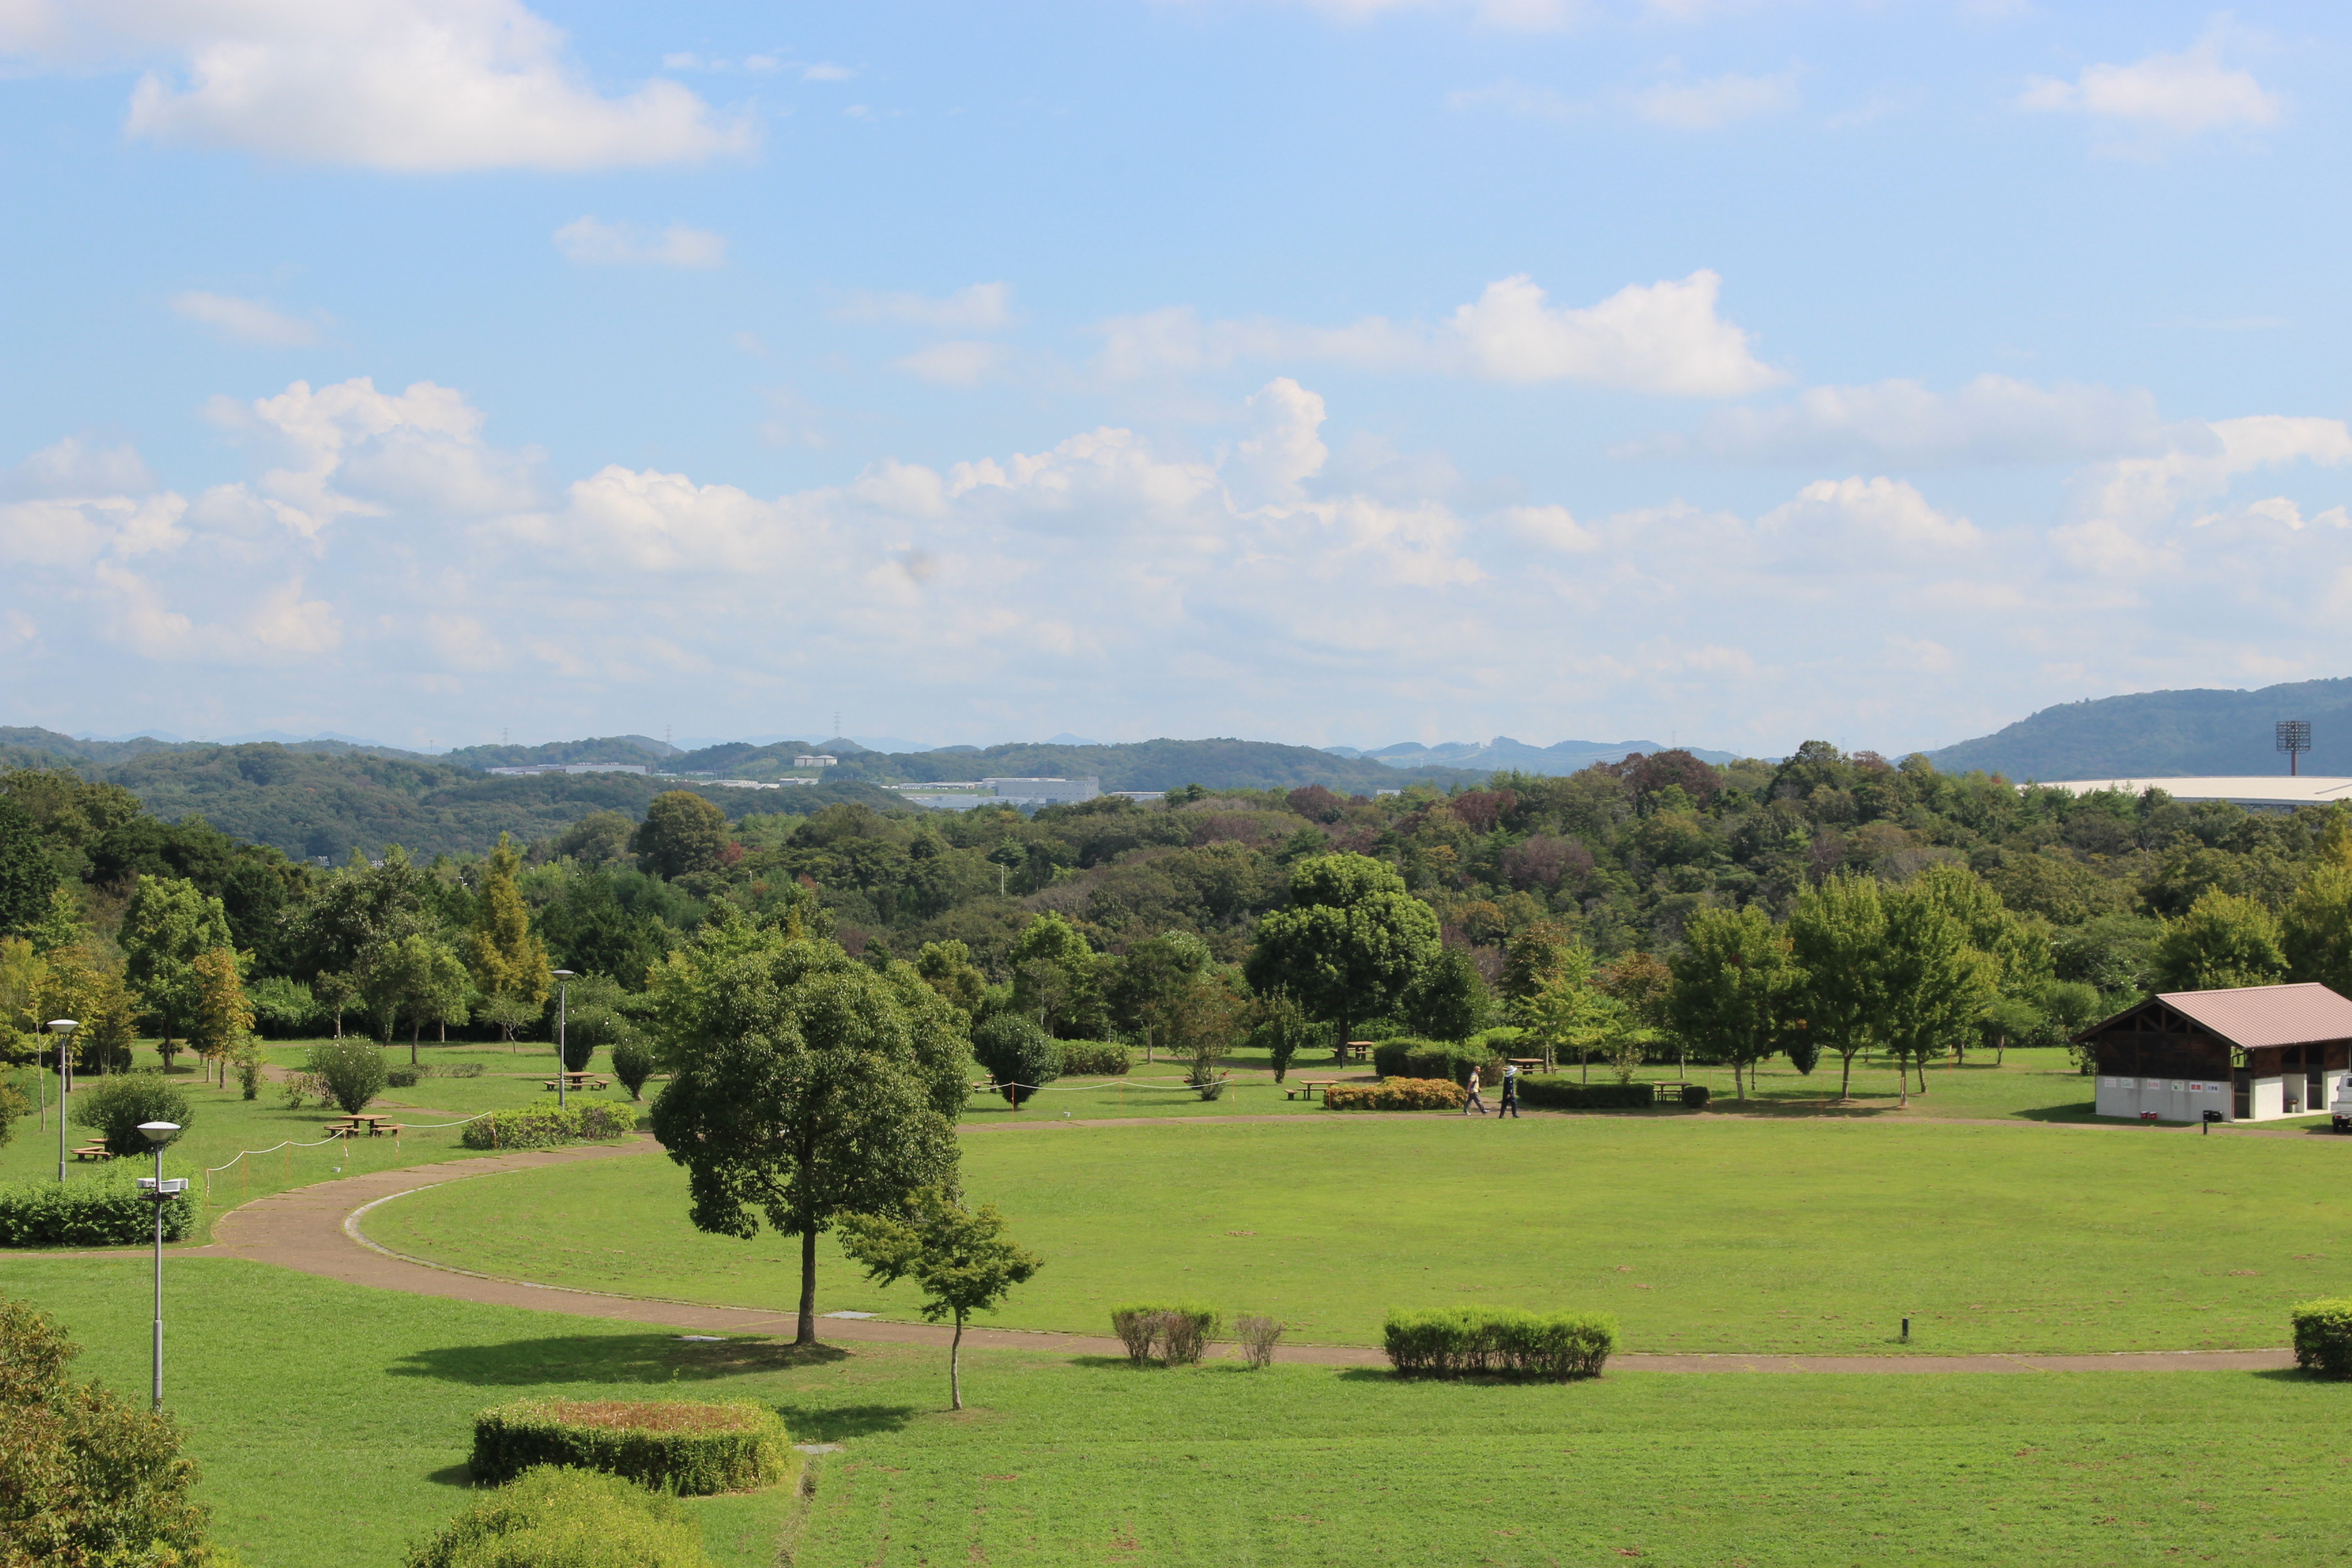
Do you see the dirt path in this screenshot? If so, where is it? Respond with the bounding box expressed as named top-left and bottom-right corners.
top-left (174, 1141), bottom-right (2299, 1375)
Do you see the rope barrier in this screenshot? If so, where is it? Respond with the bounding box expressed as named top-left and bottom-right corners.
top-left (201, 1111), bottom-right (497, 1204)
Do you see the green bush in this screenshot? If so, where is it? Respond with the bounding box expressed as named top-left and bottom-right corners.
top-left (972, 1013), bottom-right (1060, 1106)
top-left (1382, 1307), bottom-right (1616, 1379)
top-left (1054, 1041), bottom-right (1131, 1075)
top-left (1370, 1038), bottom-right (1501, 1086)
top-left (1324, 1077), bottom-right (1465, 1111)
top-left (67, 1071), bottom-right (194, 1156)
top-left (306, 1039), bottom-right (388, 1114)
top-left (1107, 1303), bottom-right (1222, 1366)
top-left (1514, 1079), bottom-right (1656, 1111)
top-left (385, 1065), bottom-right (423, 1088)
top-left (246, 975), bottom-right (320, 1039)
top-left (1680, 1083), bottom-right (1711, 1109)
top-left (406, 1465), bottom-right (718, 1568)
top-left (0, 1165), bottom-right (198, 1247)
top-left (469, 1400), bottom-right (796, 1494)
top-left (610, 1039), bottom-right (655, 1099)
top-left (460, 1102), bottom-right (636, 1152)
top-left (2292, 1298), bottom-right (2352, 1377)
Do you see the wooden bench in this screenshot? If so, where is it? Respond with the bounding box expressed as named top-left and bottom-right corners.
top-left (542, 1075), bottom-right (610, 1092)
top-left (1507, 1056), bottom-right (1550, 1075)
top-left (71, 1143), bottom-right (113, 1162)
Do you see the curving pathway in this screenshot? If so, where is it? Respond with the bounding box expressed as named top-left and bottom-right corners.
top-left (177, 1137), bottom-right (2300, 1375)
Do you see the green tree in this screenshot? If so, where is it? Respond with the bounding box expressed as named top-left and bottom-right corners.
top-left (119, 875), bottom-right (233, 1056)
top-left (2151, 887), bottom-right (2287, 993)
top-left (1667, 905), bottom-right (1801, 1102)
top-left (291, 847), bottom-right (431, 979)
top-left (1104, 931), bottom-right (1211, 1062)
top-left (1405, 945), bottom-right (1486, 1043)
top-left (1499, 919), bottom-right (1578, 1018)
top-left (634, 791), bottom-right (729, 879)
top-left (1787, 872), bottom-right (1889, 1102)
top-left (647, 925), bottom-right (968, 1345)
top-left (359, 933), bottom-right (471, 1062)
top-left (0, 796), bottom-right (59, 939)
top-left (838, 1186), bottom-right (1043, 1411)
top-left (465, 832), bottom-right (551, 1016)
top-left (971, 1012), bottom-right (1060, 1106)
top-left (2283, 864), bottom-right (2352, 996)
top-left (1244, 853), bottom-right (1440, 1057)
top-left (1008, 913), bottom-right (1105, 1038)
top-left (24, 886), bottom-right (88, 957)
top-left (550, 809), bottom-right (637, 869)
top-left (1876, 876), bottom-right (1997, 1104)
top-left (914, 939), bottom-right (988, 1017)
top-left (306, 1038), bottom-right (387, 1113)
top-left (186, 947), bottom-right (255, 1088)
top-left (1521, 944), bottom-right (1620, 1082)
top-left (0, 1298), bottom-right (221, 1565)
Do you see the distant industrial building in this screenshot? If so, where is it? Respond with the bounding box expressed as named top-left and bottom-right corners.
top-left (795, 754), bottom-right (838, 768)
top-left (2032, 777), bottom-right (2352, 813)
top-left (2074, 983), bottom-right (2352, 1123)
top-left (891, 776), bottom-right (1101, 811)
top-left (486, 762), bottom-right (651, 777)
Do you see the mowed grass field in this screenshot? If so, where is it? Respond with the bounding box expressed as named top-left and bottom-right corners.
top-left (365, 1115), bottom-right (2352, 1355)
top-left (12, 1257), bottom-right (2352, 1568)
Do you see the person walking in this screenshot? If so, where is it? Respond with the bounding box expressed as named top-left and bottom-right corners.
top-left (1497, 1061), bottom-right (1520, 1120)
top-left (1463, 1065), bottom-right (1488, 1117)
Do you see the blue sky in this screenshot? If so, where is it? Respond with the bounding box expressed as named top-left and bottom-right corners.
top-left (3, 1), bottom-right (2349, 757)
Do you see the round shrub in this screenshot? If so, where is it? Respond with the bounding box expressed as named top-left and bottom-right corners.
top-left (68, 1071), bottom-right (193, 1157)
top-left (406, 1465), bottom-right (717, 1568)
top-left (459, 1103), bottom-right (637, 1151)
top-left (469, 1400), bottom-right (796, 1495)
top-left (610, 1039), bottom-right (655, 1100)
top-left (306, 1039), bottom-right (388, 1114)
top-left (972, 1013), bottom-right (1060, 1106)
top-left (2292, 1298), bottom-right (2352, 1377)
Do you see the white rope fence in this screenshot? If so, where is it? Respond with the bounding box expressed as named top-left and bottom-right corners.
top-left (201, 1111), bottom-right (497, 1207)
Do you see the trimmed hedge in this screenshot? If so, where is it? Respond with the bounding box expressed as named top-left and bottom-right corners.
top-left (1056, 1041), bottom-right (1132, 1075)
top-left (407, 1464), bottom-right (718, 1568)
top-left (0, 1168), bottom-right (199, 1247)
top-left (461, 1102), bottom-right (637, 1152)
top-left (1324, 1077), bottom-right (1465, 1111)
top-left (1108, 1303), bottom-right (1223, 1366)
top-left (470, 1399), bottom-right (796, 1494)
top-left (1370, 1038), bottom-right (1503, 1086)
top-left (1383, 1308), bottom-right (1617, 1380)
top-left (1514, 1079), bottom-right (1657, 1111)
top-left (2292, 1298), bottom-right (2352, 1377)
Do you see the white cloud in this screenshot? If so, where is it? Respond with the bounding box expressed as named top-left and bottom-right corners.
top-left (894, 342), bottom-right (1003, 387)
top-left (171, 291), bottom-right (322, 346)
top-left (2019, 32), bottom-right (2280, 134)
top-left (802, 62), bottom-right (852, 81)
top-left (1629, 71), bottom-right (1798, 130)
top-left (1659, 374), bottom-right (2173, 466)
top-left (1501, 504), bottom-right (1601, 553)
top-left (835, 283), bottom-right (1015, 330)
top-left (2091, 414), bottom-right (2352, 528)
top-left (1759, 476), bottom-right (1980, 554)
top-left (1447, 78), bottom-right (1578, 122)
top-left (552, 217), bottom-right (726, 267)
top-left (1099, 270), bottom-right (1779, 395)
top-left (1, 0), bottom-right (751, 171)
top-left (1224, 378), bottom-right (1330, 508)
top-left (1227, 0), bottom-right (1579, 29)
top-left (1, 436), bottom-right (157, 500)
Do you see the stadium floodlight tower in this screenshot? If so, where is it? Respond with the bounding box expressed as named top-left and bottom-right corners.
top-left (2278, 719), bottom-right (2313, 777)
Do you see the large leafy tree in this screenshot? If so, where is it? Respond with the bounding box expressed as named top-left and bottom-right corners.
top-left (1405, 945), bottom-right (1486, 1043)
top-left (1667, 905), bottom-right (1801, 1102)
top-left (1875, 876), bottom-right (1998, 1102)
top-left (634, 791), bottom-right (729, 879)
top-left (0, 797), bottom-right (59, 940)
top-left (292, 847), bottom-right (431, 979)
top-left (2283, 865), bottom-right (2352, 996)
top-left (1787, 872), bottom-right (1890, 1102)
top-left (1008, 913), bottom-right (1106, 1038)
top-left (119, 875), bottom-right (233, 1054)
top-left (359, 933), bottom-right (472, 1061)
top-left (2151, 887), bottom-right (2287, 993)
top-left (649, 917), bottom-right (969, 1344)
top-left (1104, 930), bottom-right (1211, 1060)
top-left (465, 832), bottom-right (551, 1013)
top-left (1244, 853), bottom-right (1439, 1051)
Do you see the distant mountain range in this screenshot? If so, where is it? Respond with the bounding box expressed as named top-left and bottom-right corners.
top-left (1328, 736), bottom-right (1740, 774)
top-left (1924, 678), bottom-right (2352, 780)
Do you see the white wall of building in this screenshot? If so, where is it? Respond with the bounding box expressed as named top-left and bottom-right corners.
top-left (2095, 1076), bottom-right (2230, 1123)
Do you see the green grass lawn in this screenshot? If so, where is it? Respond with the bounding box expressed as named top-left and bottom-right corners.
top-left (366, 1115), bottom-right (2352, 1356)
top-left (13, 1256), bottom-right (2352, 1568)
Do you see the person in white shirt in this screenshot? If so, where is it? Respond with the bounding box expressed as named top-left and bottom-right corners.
top-left (1463, 1066), bottom-right (1488, 1116)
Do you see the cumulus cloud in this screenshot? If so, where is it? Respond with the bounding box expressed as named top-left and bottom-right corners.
top-left (2019, 31), bottom-right (2280, 135)
top-left (171, 291), bottom-right (324, 346)
top-left (1, 0), bottom-right (752, 171)
top-left (1099, 270), bottom-right (1780, 395)
top-left (1629, 71), bottom-right (1798, 130)
top-left (1759, 476), bottom-right (1980, 555)
top-left (553, 217), bottom-right (725, 267)
top-left (834, 283), bottom-right (1014, 330)
top-left (1, 437), bottom-right (157, 500)
top-left (1655, 375), bottom-right (2174, 466)
top-left (894, 342), bottom-right (1003, 387)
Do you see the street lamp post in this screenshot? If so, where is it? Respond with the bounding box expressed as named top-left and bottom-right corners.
top-left (48, 1020), bottom-right (78, 1182)
top-left (136, 1121), bottom-right (185, 1411)
top-left (551, 971), bottom-right (575, 1111)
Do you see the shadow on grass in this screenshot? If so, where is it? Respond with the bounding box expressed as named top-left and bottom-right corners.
top-left (778, 1402), bottom-right (921, 1441)
top-left (389, 1333), bottom-right (849, 1386)
top-left (424, 1463), bottom-right (476, 1488)
top-left (2010, 1104), bottom-right (2102, 1123)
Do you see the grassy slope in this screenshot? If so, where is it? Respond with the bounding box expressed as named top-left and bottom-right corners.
top-left (12, 1258), bottom-right (2352, 1568)
top-left (366, 1115), bottom-right (2352, 1356)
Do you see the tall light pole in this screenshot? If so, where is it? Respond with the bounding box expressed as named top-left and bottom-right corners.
top-left (48, 1019), bottom-right (78, 1182)
top-left (137, 1120), bottom-right (185, 1411)
top-left (552, 971), bottom-right (575, 1111)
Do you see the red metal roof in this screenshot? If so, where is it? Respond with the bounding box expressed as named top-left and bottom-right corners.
top-left (2155, 983), bottom-right (2352, 1050)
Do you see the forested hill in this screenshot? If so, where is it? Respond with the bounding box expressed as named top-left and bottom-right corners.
top-left (668, 737), bottom-right (1488, 792)
top-left (1925, 677), bottom-right (2352, 780)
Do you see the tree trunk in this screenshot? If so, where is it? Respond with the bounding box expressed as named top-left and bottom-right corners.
top-left (796, 1226), bottom-right (819, 1345)
top-left (410, 1026), bottom-right (420, 1065)
top-left (1897, 1054), bottom-right (1910, 1108)
top-left (1335, 1011), bottom-right (1351, 1065)
top-left (951, 1312), bottom-right (965, 1411)
top-left (1838, 1048), bottom-right (1855, 1102)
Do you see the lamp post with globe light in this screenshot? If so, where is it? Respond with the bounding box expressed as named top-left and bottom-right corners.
top-left (552, 971), bottom-right (575, 1109)
top-left (136, 1120), bottom-right (185, 1410)
top-left (47, 1019), bottom-right (77, 1181)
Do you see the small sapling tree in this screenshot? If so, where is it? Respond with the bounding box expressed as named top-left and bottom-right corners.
top-left (837, 1185), bottom-right (1043, 1411)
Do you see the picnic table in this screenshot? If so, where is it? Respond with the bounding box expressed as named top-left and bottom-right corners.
top-left (71, 1143), bottom-right (114, 1162)
top-left (542, 1073), bottom-right (610, 1092)
top-left (1288, 1078), bottom-right (1339, 1101)
top-left (326, 1113), bottom-right (402, 1137)
top-left (1338, 1041), bottom-right (1373, 1063)
top-left (1507, 1056), bottom-right (1551, 1075)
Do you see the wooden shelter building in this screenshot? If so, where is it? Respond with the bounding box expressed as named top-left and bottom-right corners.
top-left (2075, 983), bottom-right (2352, 1123)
